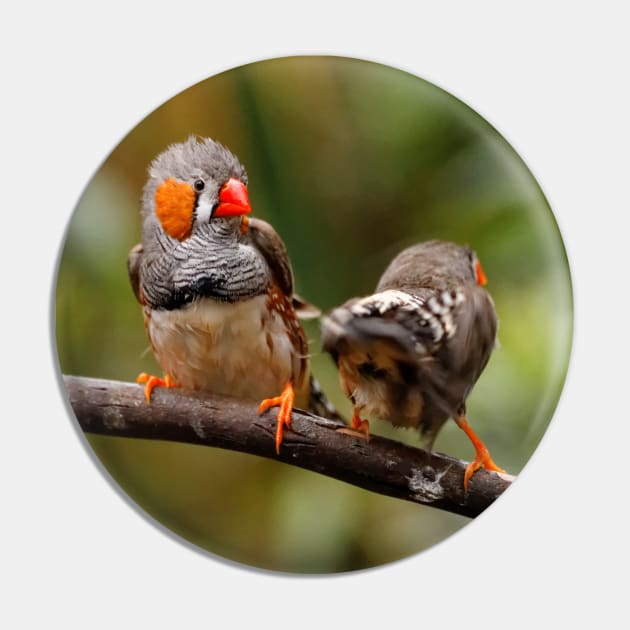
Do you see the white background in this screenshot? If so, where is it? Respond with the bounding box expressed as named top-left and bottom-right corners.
top-left (2, 2), bottom-right (628, 628)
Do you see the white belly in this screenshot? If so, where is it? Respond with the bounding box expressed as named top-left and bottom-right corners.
top-left (147, 296), bottom-right (295, 400)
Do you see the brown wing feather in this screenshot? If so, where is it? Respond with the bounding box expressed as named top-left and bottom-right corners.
top-left (248, 218), bottom-right (293, 295)
top-left (127, 243), bottom-right (143, 303)
top-left (248, 217), bottom-right (320, 318)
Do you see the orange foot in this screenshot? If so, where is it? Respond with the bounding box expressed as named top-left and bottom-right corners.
top-left (258, 382), bottom-right (295, 455)
top-left (136, 372), bottom-right (177, 403)
top-left (454, 414), bottom-right (506, 491)
top-left (336, 411), bottom-right (370, 441)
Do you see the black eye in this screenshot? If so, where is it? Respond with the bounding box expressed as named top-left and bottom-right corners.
top-left (193, 179), bottom-right (205, 192)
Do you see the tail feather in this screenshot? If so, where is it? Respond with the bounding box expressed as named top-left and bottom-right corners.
top-left (307, 375), bottom-right (344, 422)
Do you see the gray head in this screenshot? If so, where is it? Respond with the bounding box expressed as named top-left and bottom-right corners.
top-left (376, 239), bottom-right (487, 293)
top-left (137, 137), bottom-right (272, 309)
top-left (141, 136), bottom-right (251, 245)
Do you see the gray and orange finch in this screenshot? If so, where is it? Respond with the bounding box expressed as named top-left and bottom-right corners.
top-left (321, 239), bottom-right (504, 488)
top-left (128, 136), bottom-right (336, 453)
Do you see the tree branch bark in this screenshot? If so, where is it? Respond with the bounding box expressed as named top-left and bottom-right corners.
top-left (64, 375), bottom-right (514, 518)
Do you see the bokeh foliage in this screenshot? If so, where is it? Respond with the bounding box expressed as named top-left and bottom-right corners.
top-left (55, 56), bottom-right (572, 573)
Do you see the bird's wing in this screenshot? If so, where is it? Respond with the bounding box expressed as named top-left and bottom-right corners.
top-left (434, 285), bottom-right (497, 384)
top-left (386, 285), bottom-right (497, 411)
top-left (332, 286), bottom-right (496, 363)
top-left (127, 243), bottom-right (143, 304)
top-left (248, 217), bottom-right (321, 319)
top-left (248, 218), bottom-right (293, 294)
top-left (322, 289), bottom-right (436, 366)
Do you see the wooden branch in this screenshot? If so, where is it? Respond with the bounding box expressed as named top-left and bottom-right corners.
top-left (64, 375), bottom-right (514, 518)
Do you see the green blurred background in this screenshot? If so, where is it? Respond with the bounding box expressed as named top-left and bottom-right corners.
top-left (55, 56), bottom-right (572, 573)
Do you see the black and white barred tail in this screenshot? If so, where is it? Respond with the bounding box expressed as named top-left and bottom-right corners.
top-left (307, 375), bottom-right (344, 422)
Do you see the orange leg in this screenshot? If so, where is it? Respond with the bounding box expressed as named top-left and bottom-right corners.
top-left (454, 414), bottom-right (505, 490)
top-left (136, 372), bottom-right (177, 403)
top-left (336, 410), bottom-right (370, 441)
top-left (258, 382), bottom-right (295, 454)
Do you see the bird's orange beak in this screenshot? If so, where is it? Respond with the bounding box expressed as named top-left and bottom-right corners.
top-left (214, 178), bottom-right (252, 217)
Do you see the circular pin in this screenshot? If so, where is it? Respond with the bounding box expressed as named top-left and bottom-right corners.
top-left (55, 56), bottom-right (572, 574)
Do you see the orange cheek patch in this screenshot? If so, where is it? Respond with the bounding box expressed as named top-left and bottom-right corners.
top-left (475, 260), bottom-right (487, 286)
top-left (155, 178), bottom-right (195, 241)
